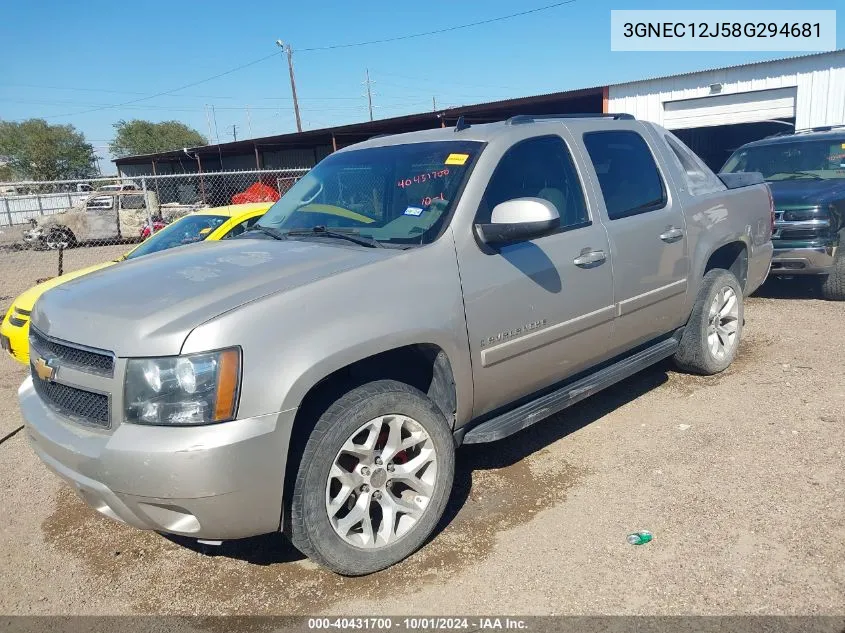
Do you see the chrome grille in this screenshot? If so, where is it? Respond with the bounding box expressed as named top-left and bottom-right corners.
top-left (30, 367), bottom-right (110, 428)
top-left (29, 328), bottom-right (114, 377)
top-left (773, 207), bottom-right (829, 242)
top-left (780, 227), bottom-right (830, 241)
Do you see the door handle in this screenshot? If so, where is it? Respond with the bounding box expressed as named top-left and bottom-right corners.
top-left (573, 249), bottom-right (607, 268)
top-left (659, 226), bottom-right (684, 243)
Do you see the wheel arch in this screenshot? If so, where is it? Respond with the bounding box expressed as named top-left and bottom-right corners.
top-left (280, 341), bottom-right (460, 534)
top-left (290, 342), bottom-right (459, 432)
top-left (704, 240), bottom-right (749, 291)
top-left (693, 234), bottom-right (749, 291)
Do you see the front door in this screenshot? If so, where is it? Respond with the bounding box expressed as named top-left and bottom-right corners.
top-left (455, 134), bottom-right (616, 418)
top-left (84, 194), bottom-right (119, 241)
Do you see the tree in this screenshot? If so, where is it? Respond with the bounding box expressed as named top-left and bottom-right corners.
top-left (109, 120), bottom-right (208, 158)
top-left (0, 119), bottom-right (97, 181)
top-left (0, 162), bottom-right (15, 182)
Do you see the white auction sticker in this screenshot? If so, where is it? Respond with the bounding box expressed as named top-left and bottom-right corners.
top-left (611, 10), bottom-right (836, 52)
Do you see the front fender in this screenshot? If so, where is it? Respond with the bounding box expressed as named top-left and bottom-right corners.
top-left (277, 328), bottom-right (466, 420)
top-left (181, 237), bottom-right (474, 426)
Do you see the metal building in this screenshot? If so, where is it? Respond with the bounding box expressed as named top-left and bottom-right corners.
top-left (608, 50), bottom-right (845, 169)
top-left (115, 50), bottom-right (845, 176)
top-left (114, 88), bottom-right (602, 178)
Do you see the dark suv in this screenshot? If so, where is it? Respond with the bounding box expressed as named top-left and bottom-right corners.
top-left (722, 128), bottom-right (845, 300)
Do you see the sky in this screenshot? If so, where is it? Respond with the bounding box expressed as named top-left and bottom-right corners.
top-left (1, 0), bottom-right (843, 174)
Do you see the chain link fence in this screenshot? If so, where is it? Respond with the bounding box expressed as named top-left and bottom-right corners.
top-left (0, 168), bottom-right (307, 370)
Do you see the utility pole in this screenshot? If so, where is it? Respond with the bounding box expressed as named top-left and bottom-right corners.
top-left (211, 104), bottom-right (223, 166)
top-left (211, 104), bottom-right (221, 144)
top-left (364, 69), bottom-right (375, 121)
top-left (204, 105), bottom-right (214, 142)
top-left (231, 124), bottom-right (238, 142)
top-left (432, 96), bottom-right (437, 112)
top-left (276, 40), bottom-right (302, 133)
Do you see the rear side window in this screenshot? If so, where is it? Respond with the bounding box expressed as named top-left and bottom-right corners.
top-left (664, 133), bottom-right (725, 196)
top-left (583, 130), bottom-right (666, 220)
top-left (478, 135), bottom-right (589, 229)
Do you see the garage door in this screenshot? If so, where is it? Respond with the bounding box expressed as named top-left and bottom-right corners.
top-left (663, 87), bottom-right (796, 129)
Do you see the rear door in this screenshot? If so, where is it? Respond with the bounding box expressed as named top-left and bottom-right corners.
top-left (580, 129), bottom-right (690, 354)
top-left (455, 133), bottom-right (616, 418)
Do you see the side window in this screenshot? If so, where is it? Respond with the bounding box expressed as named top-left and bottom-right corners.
top-left (478, 135), bottom-right (589, 229)
top-left (223, 215), bottom-right (261, 239)
top-left (583, 130), bottom-right (667, 220)
top-left (664, 133), bottom-right (725, 195)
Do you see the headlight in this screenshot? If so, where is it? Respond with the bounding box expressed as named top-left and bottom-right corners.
top-left (124, 348), bottom-right (241, 426)
top-left (783, 207), bottom-right (825, 222)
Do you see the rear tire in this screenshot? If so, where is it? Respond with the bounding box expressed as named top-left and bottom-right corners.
top-left (674, 269), bottom-right (744, 375)
top-left (820, 238), bottom-right (845, 301)
top-left (288, 379), bottom-right (455, 576)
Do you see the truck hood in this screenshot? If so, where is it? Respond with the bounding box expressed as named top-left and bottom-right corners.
top-left (767, 179), bottom-right (845, 207)
top-left (32, 238), bottom-right (395, 357)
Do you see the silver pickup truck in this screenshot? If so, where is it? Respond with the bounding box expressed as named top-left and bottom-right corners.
top-left (18, 114), bottom-right (773, 575)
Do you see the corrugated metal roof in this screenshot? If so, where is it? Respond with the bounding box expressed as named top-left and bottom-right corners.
top-left (607, 49), bottom-right (845, 88)
top-left (115, 85), bottom-right (603, 164)
top-left (116, 50), bottom-right (845, 165)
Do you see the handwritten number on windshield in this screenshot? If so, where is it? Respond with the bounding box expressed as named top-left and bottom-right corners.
top-left (397, 169), bottom-right (449, 188)
top-left (421, 193), bottom-right (445, 207)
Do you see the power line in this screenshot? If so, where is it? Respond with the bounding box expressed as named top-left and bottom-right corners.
top-left (372, 70), bottom-right (519, 92)
top-left (31, 1), bottom-right (575, 121)
top-left (42, 52), bottom-right (279, 119)
top-left (371, 79), bottom-right (510, 101)
top-left (0, 98), bottom-right (411, 113)
top-left (0, 83), bottom-right (365, 101)
top-left (297, 1), bottom-right (576, 51)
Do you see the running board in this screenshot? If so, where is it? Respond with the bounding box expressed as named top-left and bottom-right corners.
top-left (462, 338), bottom-right (679, 444)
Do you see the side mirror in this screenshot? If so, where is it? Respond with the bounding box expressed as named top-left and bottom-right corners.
top-left (475, 197), bottom-right (560, 245)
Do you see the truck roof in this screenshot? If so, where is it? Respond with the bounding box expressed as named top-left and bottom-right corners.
top-left (738, 128), bottom-right (845, 149)
top-left (340, 114), bottom-right (646, 152)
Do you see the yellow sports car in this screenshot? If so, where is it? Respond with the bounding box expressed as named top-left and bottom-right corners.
top-left (1, 202), bottom-right (271, 365)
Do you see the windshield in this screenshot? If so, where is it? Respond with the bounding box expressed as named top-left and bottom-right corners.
top-left (256, 141), bottom-right (482, 246)
top-left (125, 214), bottom-right (227, 260)
top-left (722, 138), bottom-right (845, 181)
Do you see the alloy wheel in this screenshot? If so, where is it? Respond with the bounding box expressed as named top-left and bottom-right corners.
top-left (325, 414), bottom-right (437, 549)
top-left (707, 286), bottom-right (740, 360)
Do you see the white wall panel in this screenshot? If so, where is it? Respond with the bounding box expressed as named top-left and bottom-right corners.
top-left (663, 87), bottom-right (796, 129)
top-left (609, 50), bottom-right (845, 130)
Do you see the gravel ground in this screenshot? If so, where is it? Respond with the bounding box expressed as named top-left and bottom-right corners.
top-left (0, 279), bottom-right (842, 615)
top-left (0, 241), bottom-right (128, 311)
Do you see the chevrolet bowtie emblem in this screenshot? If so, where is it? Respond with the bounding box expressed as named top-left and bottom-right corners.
top-left (33, 356), bottom-right (55, 382)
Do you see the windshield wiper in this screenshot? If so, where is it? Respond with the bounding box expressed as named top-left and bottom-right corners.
top-left (778, 171), bottom-right (824, 181)
top-left (286, 226), bottom-right (384, 248)
top-left (243, 225), bottom-right (288, 241)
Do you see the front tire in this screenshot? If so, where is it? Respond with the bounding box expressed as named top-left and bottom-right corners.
top-left (674, 269), bottom-right (744, 375)
top-left (820, 237), bottom-right (845, 301)
top-left (288, 379), bottom-right (455, 575)
top-left (46, 227), bottom-right (76, 250)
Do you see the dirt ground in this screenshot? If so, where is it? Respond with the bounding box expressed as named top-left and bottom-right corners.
top-left (0, 279), bottom-right (842, 615)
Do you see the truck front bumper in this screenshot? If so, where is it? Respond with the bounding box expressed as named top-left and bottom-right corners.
top-left (19, 377), bottom-right (295, 540)
top-left (769, 245), bottom-right (837, 275)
